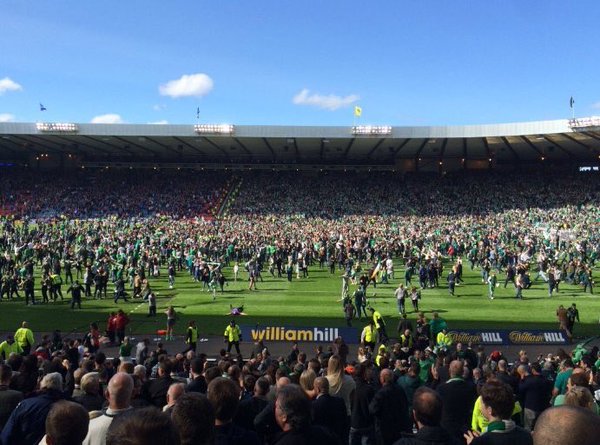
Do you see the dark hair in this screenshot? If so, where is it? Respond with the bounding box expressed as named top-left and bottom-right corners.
top-left (0, 364), bottom-right (12, 383)
top-left (276, 384), bottom-right (311, 431)
top-left (479, 380), bottom-right (514, 420)
top-left (204, 366), bottom-right (221, 385)
top-left (255, 376), bottom-right (270, 396)
top-left (207, 377), bottom-right (240, 422)
top-left (570, 372), bottom-right (590, 389)
top-left (171, 393), bottom-right (214, 445)
top-left (46, 401), bottom-right (90, 445)
top-left (412, 387), bottom-right (443, 426)
top-left (190, 357), bottom-right (204, 375)
top-left (106, 407), bottom-right (179, 445)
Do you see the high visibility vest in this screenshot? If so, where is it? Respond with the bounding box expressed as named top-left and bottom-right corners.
top-left (362, 326), bottom-right (376, 343)
top-left (224, 325), bottom-right (240, 342)
top-left (373, 311), bottom-right (384, 329)
top-left (187, 326), bottom-right (198, 344)
top-left (437, 332), bottom-right (452, 347)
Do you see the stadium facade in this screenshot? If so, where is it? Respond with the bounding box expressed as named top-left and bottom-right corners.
top-left (0, 117), bottom-right (599, 172)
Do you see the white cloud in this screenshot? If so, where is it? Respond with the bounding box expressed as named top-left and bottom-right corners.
top-left (0, 113), bottom-right (15, 122)
top-left (591, 101), bottom-right (600, 110)
top-left (152, 104), bottom-right (166, 111)
top-left (91, 113), bottom-right (124, 124)
top-left (0, 77), bottom-right (23, 95)
top-left (292, 88), bottom-right (359, 111)
top-left (159, 73), bottom-right (214, 98)
top-left (148, 120), bottom-right (169, 125)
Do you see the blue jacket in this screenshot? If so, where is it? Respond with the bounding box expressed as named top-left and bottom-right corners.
top-left (0, 389), bottom-right (65, 445)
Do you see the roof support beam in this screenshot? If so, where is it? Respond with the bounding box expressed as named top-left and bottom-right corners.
top-left (414, 139), bottom-right (429, 160)
top-left (540, 136), bottom-right (574, 159)
top-left (561, 133), bottom-right (599, 157)
top-left (113, 136), bottom-right (160, 157)
top-left (500, 137), bottom-right (519, 161)
top-left (172, 137), bottom-right (204, 155)
top-left (520, 136), bottom-right (543, 157)
top-left (342, 138), bottom-right (355, 160)
top-left (392, 139), bottom-right (411, 157)
top-left (202, 137), bottom-right (231, 161)
top-left (262, 138), bottom-right (276, 161)
top-left (82, 136), bottom-right (134, 157)
top-left (366, 138), bottom-right (386, 159)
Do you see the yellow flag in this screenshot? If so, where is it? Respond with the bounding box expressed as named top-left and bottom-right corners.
top-left (354, 106), bottom-right (362, 117)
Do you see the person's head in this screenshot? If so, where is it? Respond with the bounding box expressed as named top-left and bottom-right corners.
top-left (106, 407), bottom-right (179, 445)
top-left (106, 372), bottom-right (134, 410)
top-left (299, 369), bottom-right (316, 396)
top-left (314, 376), bottom-right (329, 395)
top-left (40, 372), bottom-right (63, 392)
top-left (448, 360), bottom-right (464, 379)
top-left (564, 386), bottom-right (595, 411)
top-left (21, 321), bottom-right (28, 329)
top-left (81, 372), bottom-right (100, 395)
top-left (275, 384), bottom-right (311, 432)
top-left (45, 401), bottom-right (89, 445)
top-left (172, 393), bottom-right (215, 445)
top-left (0, 364), bottom-right (12, 384)
top-left (533, 406), bottom-right (600, 445)
top-left (166, 382), bottom-right (185, 408)
top-left (412, 387), bottom-right (443, 427)
top-left (479, 380), bottom-right (514, 421)
top-left (254, 377), bottom-right (270, 397)
top-left (379, 368), bottom-right (394, 386)
top-left (207, 377), bottom-right (240, 424)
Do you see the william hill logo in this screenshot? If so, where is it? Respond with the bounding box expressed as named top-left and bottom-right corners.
top-left (250, 327), bottom-right (340, 342)
top-left (509, 331), bottom-right (567, 344)
top-left (448, 331), bottom-right (503, 344)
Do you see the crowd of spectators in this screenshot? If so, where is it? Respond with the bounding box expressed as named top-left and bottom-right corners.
top-left (2, 322), bottom-right (600, 445)
top-left (0, 167), bottom-right (599, 444)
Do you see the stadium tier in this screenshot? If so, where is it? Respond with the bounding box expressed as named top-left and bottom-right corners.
top-left (1, 119), bottom-right (600, 171)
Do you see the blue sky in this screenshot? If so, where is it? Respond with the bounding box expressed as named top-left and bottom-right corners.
top-left (0, 1), bottom-right (598, 126)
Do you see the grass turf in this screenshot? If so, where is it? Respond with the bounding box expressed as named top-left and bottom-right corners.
top-left (0, 261), bottom-right (598, 340)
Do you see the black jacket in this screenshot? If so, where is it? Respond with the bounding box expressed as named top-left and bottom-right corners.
top-left (471, 427), bottom-right (532, 445)
top-left (394, 425), bottom-right (462, 445)
top-left (369, 384), bottom-right (412, 445)
top-left (312, 393), bottom-right (348, 443)
top-left (141, 375), bottom-right (173, 407)
top-left (235, 396), bottom-right (269, 432)
top-left (437, 379), bottom-right (477, 440)
top-left (186, 375), bottom-right (207, 394)
top-left (273, 425), bottom-right (340, 445)
top-left (518, 375), bottom-right (552, 413)
top-left (351, 380), bottom-right (376, 430)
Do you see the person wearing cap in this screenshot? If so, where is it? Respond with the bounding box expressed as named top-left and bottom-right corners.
top-left (14, 321), bottom-right (34, 355)
top-left (0, 335), bottom-right (23, 360)
top-left (224, 319), bottom-right (242, 355)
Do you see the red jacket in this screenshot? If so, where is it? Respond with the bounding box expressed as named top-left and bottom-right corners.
top-left (114, 313), bottom-right (130, 330)
top-left (107, 315), bottom-right (117, 332)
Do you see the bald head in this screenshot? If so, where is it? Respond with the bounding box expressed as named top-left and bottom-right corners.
top-left (449, 360), bottom-right (464, 378)
top-left (167, 382), bottom-right (185, 408)
top-left (534, 406), bottom-right (600, 445)
top-left (314, 377), bottom-right (329, 395)
top-left (107, 372), bottom-right (134, 409)
top-left (380, 368), bottom-right (394, 386)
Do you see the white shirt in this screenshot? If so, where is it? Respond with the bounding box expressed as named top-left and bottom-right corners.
top-left (82, 407), bottom-right (133, 445)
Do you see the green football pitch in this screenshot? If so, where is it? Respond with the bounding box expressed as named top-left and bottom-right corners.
top-left (0, 262), bottom-right (597, 339)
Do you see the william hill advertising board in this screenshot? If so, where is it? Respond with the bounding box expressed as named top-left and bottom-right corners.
top-left (241, 325), bottom-right (359, 344)
top-left (448, 330), bottom-right (568, 346)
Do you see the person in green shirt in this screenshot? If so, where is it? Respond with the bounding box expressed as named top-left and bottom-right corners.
top-left (553, 359), bottom-right (574, 398)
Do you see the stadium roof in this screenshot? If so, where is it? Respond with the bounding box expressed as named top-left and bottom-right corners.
top-left (1, 118), bottom-right (599, 167)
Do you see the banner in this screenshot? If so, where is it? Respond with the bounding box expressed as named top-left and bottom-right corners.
top-left (240, 325), bottom-right (359, 344)
top-left (448, 329), bottom-right (569, 346)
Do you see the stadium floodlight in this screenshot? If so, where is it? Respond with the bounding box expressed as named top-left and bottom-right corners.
top-left (194, 124), bottom-right (235, 135)
top-left (36, 122), bottom-right (79, 133)
top-left (568, 116), bottom-right (600, 129)
top-left (352, 125), bottom-right (392, 136)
